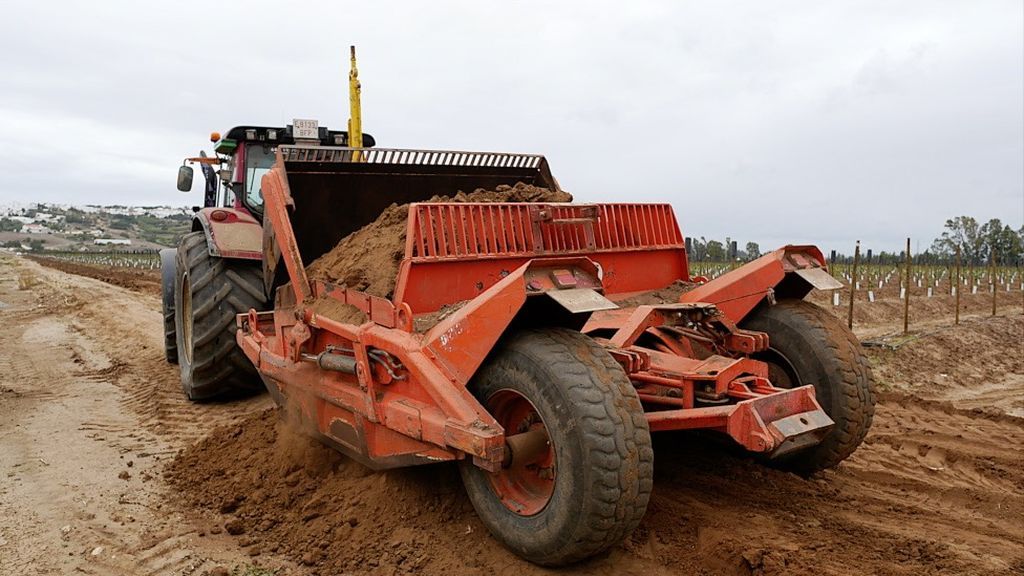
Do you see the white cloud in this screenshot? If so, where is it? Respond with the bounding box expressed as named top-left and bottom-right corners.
top-left (0, 0), bottom-right (1020, 253)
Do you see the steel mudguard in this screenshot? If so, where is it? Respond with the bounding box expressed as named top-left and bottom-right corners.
top-left (680, 245), bottom-right (842, 323)
top-left (191, 207), bottom-right (262, 260)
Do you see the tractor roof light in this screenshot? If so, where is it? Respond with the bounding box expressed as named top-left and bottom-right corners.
top-left (334, 134), bottom-right (346, 146)
top-left (245, 129), bottom-right (257, 140)
top-left (210, 131), bottom-right (221, 143)
top-left (267, 129), bottom-right (277, 140)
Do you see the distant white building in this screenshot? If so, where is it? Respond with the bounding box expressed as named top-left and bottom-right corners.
top-left (23, 224), bottom-right (53, 234)
top-left (144, 207), bottom-right (189, 218)
top-left (94, 238), bottom-right (132, 246)
top-left (33, 212), bottom-right (63, 223)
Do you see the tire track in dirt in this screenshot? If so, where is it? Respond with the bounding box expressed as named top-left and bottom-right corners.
top-left (31, 258), bottom-right (272, 446)
top-left (0, 255), bottom-right (289, 575)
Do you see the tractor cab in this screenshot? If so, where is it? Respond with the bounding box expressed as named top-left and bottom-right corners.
top-left (176, 121), bottom-right (377, 219)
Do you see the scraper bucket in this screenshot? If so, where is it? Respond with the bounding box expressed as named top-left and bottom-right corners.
top-left (275, 146), bottom-right (559, 266)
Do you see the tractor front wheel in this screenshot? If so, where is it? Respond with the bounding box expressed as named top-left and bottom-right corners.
top-left (174, 232), bottom-right (266, 401)
top-left (459, 328), bottom-right (653, 566)
top-left (742, 299), bottom-right (876, 473)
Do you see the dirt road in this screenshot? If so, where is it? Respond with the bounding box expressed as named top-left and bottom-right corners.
top-left (0, 255), bottom-right (290, 575)
top-left (2, 254), bottom-right (1022, 575)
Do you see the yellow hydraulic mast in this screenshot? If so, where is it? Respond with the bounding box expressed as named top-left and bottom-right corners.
top-left (348, 45), bottom-right (363, 160)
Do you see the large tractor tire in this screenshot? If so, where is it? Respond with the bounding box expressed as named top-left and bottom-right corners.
top-left (159, 248), bottom-right (178, 364)
top-left (459, 328), bottom-right (653, 566)
top-left (174, 232), bottom-right (266, 401)
top-left (742, 299), bottom-right (875, 474)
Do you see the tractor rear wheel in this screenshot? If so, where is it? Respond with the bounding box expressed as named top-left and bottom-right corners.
top-left (459, 328), bottom-right (653, 566)
top-left (174, 232), bottom-right (266, 401)
top-left (742, 299), bottom-right (875, 473)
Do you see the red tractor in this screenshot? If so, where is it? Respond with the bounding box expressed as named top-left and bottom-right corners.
top-left (163, 122), bottom-right (375, 399)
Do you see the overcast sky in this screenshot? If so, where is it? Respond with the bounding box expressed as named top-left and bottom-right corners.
top-left (1, 1), bottom-right (1021, 254)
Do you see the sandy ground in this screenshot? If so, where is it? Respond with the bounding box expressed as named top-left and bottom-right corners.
top-left (2, 254), bottom-right (1022, 575)
top-left (0, 255), bottom-right (290, 575)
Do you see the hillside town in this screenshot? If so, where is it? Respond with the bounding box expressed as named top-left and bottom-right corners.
top-left (0, 202), bottom-right (190, 252)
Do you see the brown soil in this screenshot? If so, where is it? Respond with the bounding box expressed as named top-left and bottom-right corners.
top-left (305, 183), bottom-right (572, 302)
top-left (28, 256), bottom-right (161, 295)
top-left (808, 283), bottom-right (1022, 333)
top-left (412, 300), bottom-right (468, 333)
top-left (6, 253), bottom-right (1023, 576)
top-left (166, 367), bottom-right (1024, 576)
top-left (0, 254), bottom-right (287, 574)
top-left (863, 315), bottom-right (1024, 417)
top-left (307, 295), bottom-right (368, 326)
top-left (613, 279), bottom-right (699, 307)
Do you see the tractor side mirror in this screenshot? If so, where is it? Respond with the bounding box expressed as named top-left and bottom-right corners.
top-left (177, 165), bottom-right (194, 192)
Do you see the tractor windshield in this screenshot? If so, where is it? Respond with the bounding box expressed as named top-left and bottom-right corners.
top-left (244, 143), bottom-right (276, 213)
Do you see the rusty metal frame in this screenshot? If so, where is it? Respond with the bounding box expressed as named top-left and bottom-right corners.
top-left (241, 153), bottom-right (837, 472)
top-left (680, 246), bottom-right (835, 323)
top-left (394, 202), bottom-right (689, 313)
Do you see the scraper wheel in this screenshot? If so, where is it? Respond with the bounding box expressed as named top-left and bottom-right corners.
top-left (742, 299), bottom-right (876, 473)
top-left (459, 328), bottom-right (653, 566)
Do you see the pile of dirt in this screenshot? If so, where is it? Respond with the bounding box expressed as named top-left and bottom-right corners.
top-left (412, 300), bottom-right (468, 333)
top-left (307, 294), bottom-right (369, 326)
top-left (165, 409), bottom-right (508, 576)
top-left (863, 315), bottom-right (1024, 417)
top-left (305, 182), bottom-right (571, 304)
top-left (613, 280), bottom-right (698, 307)
top-left (167, 384), bottom-right (1024, 576)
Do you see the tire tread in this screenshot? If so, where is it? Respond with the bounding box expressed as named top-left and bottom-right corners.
top-left (175, 232), bottom-right (265, 400)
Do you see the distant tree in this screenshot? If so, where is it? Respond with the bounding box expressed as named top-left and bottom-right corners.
top-left (690, 237), bottom-right (707, 261)
top-left (930, 216), bottom-right (984, 265)
top-left (705, 240), bottom-right (726, 261)
top-left (745, 242), bottom-right (761, 260)
top-left (0, 218), bottom-right (23, 232)
top-left (979, 219), bottom-right (1023, 264)
top-left (879, 250), bottom-right (902, 265)
top-left (109, 215), bottom-right (132, 230)
top-left (1019, 226), bottom-right (1024, 263)
top-left (64, 208), bottom-right (89, 224)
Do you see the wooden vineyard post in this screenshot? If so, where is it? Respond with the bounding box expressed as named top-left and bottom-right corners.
top-left (903, 237), bottom-right (911, 334)
top-left (848, 240), bottom-right (860, 329)
top-left (991, 247), bottom-right (997, 316)
top-left (955, 244), bottom-right (961, 325)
